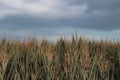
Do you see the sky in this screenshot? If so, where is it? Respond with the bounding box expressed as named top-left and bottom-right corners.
top-left (0, 0), bottom-right (120, 42)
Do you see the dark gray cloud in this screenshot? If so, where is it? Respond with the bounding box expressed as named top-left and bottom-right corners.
top-left (0, 0), bottom-right (120, 41)
top-left (0, 7), bottom-right (120, 31)
top-left (69, 0), bottom-right (120, 10)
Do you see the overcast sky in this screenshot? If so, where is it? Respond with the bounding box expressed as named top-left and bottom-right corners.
top-left (0, 0), bottom-right (120, 41)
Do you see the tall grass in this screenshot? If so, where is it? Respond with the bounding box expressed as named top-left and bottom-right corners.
top-left (0, 36), bottom-right (120, 80)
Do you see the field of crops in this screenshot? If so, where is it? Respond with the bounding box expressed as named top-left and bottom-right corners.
top-left (0, 36), bottom-right (120, 80)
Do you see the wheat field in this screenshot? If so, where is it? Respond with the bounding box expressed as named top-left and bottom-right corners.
top-left (0, 36), bottom-right (120, 80)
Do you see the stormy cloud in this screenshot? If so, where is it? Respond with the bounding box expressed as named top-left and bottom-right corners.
top-left (0, 0), bottom-right (120, 41)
